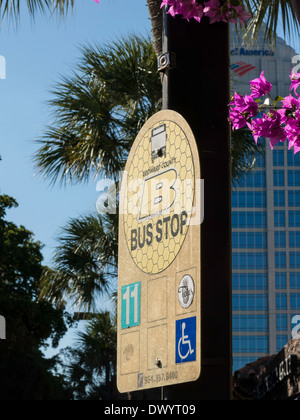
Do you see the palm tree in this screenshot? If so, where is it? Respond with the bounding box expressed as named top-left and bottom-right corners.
top-left (0, 0), bottom-right (74, 22)
top-left (34, 35), bottom-right (162, 185)
top-left (243, 0), bottom-right (300, 43)
top-left (231, 127), bottom-right (264, 186)
top-left (40, 211), bottom-right (118, 311)
top-left (36, 35), bottom-right (161, 310)
top-left (60, 311), bottom-right (118, 400)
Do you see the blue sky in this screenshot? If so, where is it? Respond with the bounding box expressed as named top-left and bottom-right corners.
top-left (0, 0), bottom-right (151, 266)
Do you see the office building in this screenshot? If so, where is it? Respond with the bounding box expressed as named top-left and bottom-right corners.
top-left (230, 27), bottom-right (300, 372)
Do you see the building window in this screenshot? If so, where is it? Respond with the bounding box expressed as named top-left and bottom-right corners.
top-left (276, 293), bottom-right (287, 310)
top-left (289, 232), bottom-right (300, 248)
top-left (275, 232), bottom-right (286, 248)
top-left (232, 191), bottom-right (266, 208)
top-left (232, 232), bottom-right (266, 249)
top-left (274, 190), bottom-right (285, 207)
top-left (276, 314), bottom-right (288, 331)
top-left (239, 171), bottom-right (266, 188)
top-left (232, 294), bottom-right (268, 311)
top-left (233, 315), bottom-right (268, 332)
top-left (290, 294), bottom-right (300, 310)
top-left (288, 150), bottom-right (300, 166)
top-left (232, 212), bottom-right (266, 228)
top-left (276, 273), bottom-right (287, 289)
top-left (232, 273), bottom-right (268, 290)
top-left (233, 336), bottom-right (269, 353)
top-left (274, 210), bottom-right (285, 227)
top-left (273, 150), bottom-right (284, 166)
top-left (290, 252), bottom-right (300, 268)
top-left (232, 253), bottom-right (267, 269)
top-left (289, 211), bottom-right (300, 227)
top-left (276, 335), bottom-right (288, 352)
top-left (290, 273), bottom-right (300, 289)
top-left (232, 358), bottom-right (258, 373)
top-left (275, 140), bottom-right (284, 147)
top-left (274, 170), bottom-right (285, 186)
top-left (275, 252), bottom-right (286, 268)
top-left (288, 170), bottom-right (300, 186)
top-left (288, 191), bottom-right (300, 207)
top-left (254, 153), bottom-right (265, 168)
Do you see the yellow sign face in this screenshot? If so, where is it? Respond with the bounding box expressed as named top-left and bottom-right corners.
top-left (123, 120), bottom-right (195, 275)
top-left (118, 110), bottom-right (201, 394)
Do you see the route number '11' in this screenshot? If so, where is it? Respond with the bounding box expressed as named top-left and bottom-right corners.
top-left (121, 282), bottom-right (141, 329)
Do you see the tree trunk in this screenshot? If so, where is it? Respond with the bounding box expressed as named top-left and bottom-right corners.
top-left (147, 0), bottom-right (163, 56)
top-left (291, 0), bottom-right (300, 24)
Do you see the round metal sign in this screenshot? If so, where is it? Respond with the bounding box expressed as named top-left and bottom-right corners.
top-left (178, 274), bottom-right (195, 309)
top-left (122, 118), bottom-right (195, 275)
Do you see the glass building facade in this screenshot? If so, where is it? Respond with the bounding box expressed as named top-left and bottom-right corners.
top-left (230, 28), bottom-right (300, 372)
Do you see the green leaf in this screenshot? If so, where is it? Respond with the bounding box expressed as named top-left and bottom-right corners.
top-left (274, 95), bottom-right (284, 106)
top-left (241, 0), bottom-right (300, 46)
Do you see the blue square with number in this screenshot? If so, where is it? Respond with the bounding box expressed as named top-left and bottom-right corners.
top-left (121, 282), bottom-right (141, 329)
top-left (176, 317), bottom-right (197, 364)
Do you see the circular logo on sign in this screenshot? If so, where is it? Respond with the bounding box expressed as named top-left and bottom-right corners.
top-left (178, 275), bottom-right (195, 309)
top-left (123, 118), bottom-right (195, 274)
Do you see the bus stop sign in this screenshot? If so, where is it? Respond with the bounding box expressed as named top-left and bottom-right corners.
top-left (117, 110), bottom-right (201, 393)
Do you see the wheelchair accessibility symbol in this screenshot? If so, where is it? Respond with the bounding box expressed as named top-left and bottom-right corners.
top-left (176, 317), bottom-right (196, 364)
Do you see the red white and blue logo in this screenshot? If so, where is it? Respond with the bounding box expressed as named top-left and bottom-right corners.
top-left (231, 61), bottom-right (256, 76)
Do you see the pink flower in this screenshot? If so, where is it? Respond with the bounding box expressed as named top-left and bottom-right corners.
top-left (278, 95), bottom-right (300, 124)
top-left (228, 93), bottom-right (258, 130)
top-left (161, 0), bottom-right (204, 22)
top-left (282, 94), bottom-right (298, 109)
top-left (226, 4), bottom-right (251, 25)
top-left (247, 110), bottom-right (286, 148)
top-left (290, 69), bottom-right (300, 96)
top-left (249, 71), bottom-right (272, 98)
top-left (190, 3), bottom-right (204, 22)
top-left (204, 1), bottom-right (250, 24)
top-left (286, 119), bottom-right (300, 153)
top-left (246, 118), bottom-right (264, 144)
top-left (229, 93), bottom-right (258, 115)
top-left (162, 0), bottom-right (251, 26)
top-left (180, 2), bottom-right (204, 22)
top-left (203, 0), bottom-right (223, 24)
top-left (228, 108), bottom-right (248, 130)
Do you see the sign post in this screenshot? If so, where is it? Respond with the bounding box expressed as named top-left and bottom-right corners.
top-left (118, 7), bottom-right (232, 400)
top-left (161, 11), bottom-right (232, 401)
top-left (117, 110), bottom-right (202, 394)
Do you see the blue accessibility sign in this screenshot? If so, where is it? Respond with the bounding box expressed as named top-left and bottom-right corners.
top-left (175, 317), bottom-right (197, 364)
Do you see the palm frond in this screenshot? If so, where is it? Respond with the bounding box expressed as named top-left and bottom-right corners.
top-left (34, 35), bottom-right (162, 185)
top-left (39, 212), bottom-right (119, 311)
top-left (0, 0), bottom-right (74, 23)
top-left (242, 0), bottom-right (300, 45)
top-left (231, 126), bottom-right (265, 187)
top-left (61, 311), bottom-right (117, 399)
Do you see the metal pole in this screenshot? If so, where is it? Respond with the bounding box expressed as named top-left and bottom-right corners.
top-left (160, 10), bottom-right (232, 400)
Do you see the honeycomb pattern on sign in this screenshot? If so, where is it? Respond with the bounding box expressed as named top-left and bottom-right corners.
top-left (123, 120), bottom-right (195, 274)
